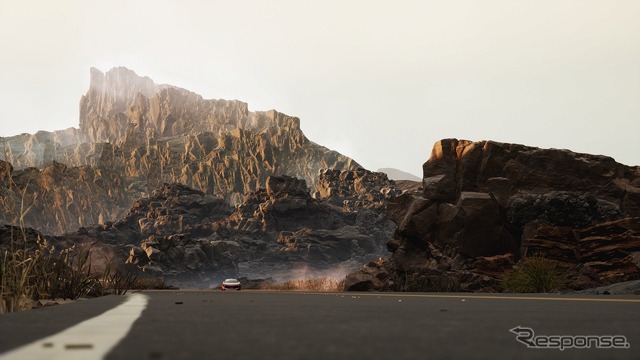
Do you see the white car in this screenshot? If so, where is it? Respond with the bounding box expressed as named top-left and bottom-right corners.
top-left (221, 278), bottom-right (241, 291)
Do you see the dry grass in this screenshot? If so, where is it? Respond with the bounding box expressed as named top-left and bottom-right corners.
top-left (502, 256), bottom-right (566, 293)
top-left (1, 143), bottom-right (138, 312)
top-left (100, 264), bottom-right (139, 295)
top-left (1, 236), bottom-right (144, 313)
top-left (1, 247), bottom-right (38, 313)
top-left (259, 277), bottom-right (346, 292)
top-left (0, 238), bottom-right (142, 313)
top-left (1, 142), bottom-right (36, 312)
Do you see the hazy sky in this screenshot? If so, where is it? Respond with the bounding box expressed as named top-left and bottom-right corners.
top-left (1, 0), bottom-right (639, 176)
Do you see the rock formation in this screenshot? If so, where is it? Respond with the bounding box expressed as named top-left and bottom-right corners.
top-left (1, 67), bottom-right (358, 235)
top-left (0, 128), bottom-right (85, 169)
top-left (314, 168), bottom-right (400, 210)
top-left (5, 66), bottom-right (639, 292)
top-left (346, 139), bottom-right (640, 291)
top-left (57, 172), bottom-right (396, 285)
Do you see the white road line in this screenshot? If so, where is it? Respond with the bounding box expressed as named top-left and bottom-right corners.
top-left (0, 293), bottom-right (148, 360)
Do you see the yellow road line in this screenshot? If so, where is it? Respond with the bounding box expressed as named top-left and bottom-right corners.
top-left (140, 289), bottom-right (640, 303)
top-left (332, 292), bottom-right (640, 303)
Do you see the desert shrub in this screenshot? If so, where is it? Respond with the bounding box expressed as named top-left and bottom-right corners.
top-left (0, 148), bottom-right (136, 312)
top-left (101, 266), bottom-right (138, 295)
top-left (36, 243), bottom-right (103, 300)
top-left (1, 240), bottom-right (102, 311)
top-left (1, 143), bottom-right (38, 312)
top-left (502, 256), bottom-right (566, 293)
top-left (0, 248), bottom-right (39, 312)
top-left (1, 238), bottom-right (142, 313)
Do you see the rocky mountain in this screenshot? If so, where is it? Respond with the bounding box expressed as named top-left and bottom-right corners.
top-left (346, 139), bottom-right (640, 291)
top-left (1, 67), bottom-right (358, 235)
top-left (4, 66), bottom-right (639, 292)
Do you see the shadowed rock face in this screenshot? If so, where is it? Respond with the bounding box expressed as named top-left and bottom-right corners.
top-left (521, 218), bottom-right (640, 285)
top-left (1, 67), bottom-right (358, 235)
top-left (57, 175), bottom-right (395, 284)
top-left (346, 139), bottom-right (640, 292)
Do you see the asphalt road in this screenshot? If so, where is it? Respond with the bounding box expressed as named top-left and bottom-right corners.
top-left (1, 291), bottom-right (639, 360)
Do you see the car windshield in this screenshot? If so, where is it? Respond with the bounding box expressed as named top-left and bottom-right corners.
top-left (224, 279), bottom-right (239, 283)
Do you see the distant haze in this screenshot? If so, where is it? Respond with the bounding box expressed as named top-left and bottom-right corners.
top-left (377, 168), bottom-right (421, 182)
top-left (1, 0), bottom-right (639, 175)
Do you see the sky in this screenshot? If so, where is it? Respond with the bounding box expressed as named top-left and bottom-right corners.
top-left (0, 0), bottom-right (639, 176)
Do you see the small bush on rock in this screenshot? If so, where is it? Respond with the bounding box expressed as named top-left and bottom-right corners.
top-left (502, 256), bottom-right (566, 293)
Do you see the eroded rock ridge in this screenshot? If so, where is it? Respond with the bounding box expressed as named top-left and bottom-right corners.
top-left (1, 67), bottom-right (358, 235)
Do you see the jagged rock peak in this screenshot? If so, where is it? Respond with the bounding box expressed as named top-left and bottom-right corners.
top-left (80, 67), bottom-right (248, 143)
top-left (80, 67), bottom-right (320, 146)
top-left (88, 67), bottom-right (169, 100)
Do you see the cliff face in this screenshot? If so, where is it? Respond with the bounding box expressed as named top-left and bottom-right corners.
top-left (79, 67), bottom-right (246, 143)
top-left (346, 139), bottom-right (640, 292)
top-left (1, 67), bottom-right (358, 235)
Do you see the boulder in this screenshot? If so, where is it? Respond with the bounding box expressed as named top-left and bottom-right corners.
top-left (145, 246), bottom-right (163, 262)
top-left (266, 176), bottom-right (308, 197)
top-left (126, 246), bottom-right (147, 264)
top-left (344, 262), bottom-right (389, 291)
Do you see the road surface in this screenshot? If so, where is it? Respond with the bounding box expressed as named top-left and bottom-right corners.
top-left (1, 291), bottom-right (638, 359)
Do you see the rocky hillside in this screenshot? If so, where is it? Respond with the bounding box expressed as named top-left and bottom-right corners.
top-left (346, 139), bottom-right (640, 291)
top-left (52, 169), bottom-right (397, 285)
top-left (1, 67), bottom-right (358, 235)
top-left (0, 159), bottom-right (130, 235)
